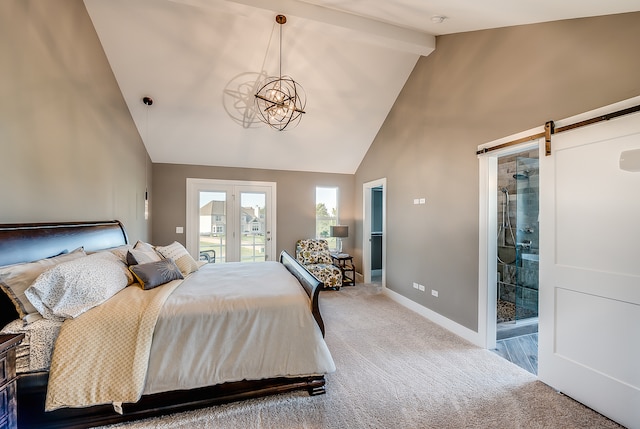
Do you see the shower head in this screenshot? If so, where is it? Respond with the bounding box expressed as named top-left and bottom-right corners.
top-left (500, 187), bottom-right (509, 193)
top-left (513, 171), bottom-right (529, 180)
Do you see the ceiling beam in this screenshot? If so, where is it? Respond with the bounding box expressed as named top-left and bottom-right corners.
top-left (173, 0), bottom-right (436, 56)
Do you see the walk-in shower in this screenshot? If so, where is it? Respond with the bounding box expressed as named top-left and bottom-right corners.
top-left (497, 151), bottom-right (539, 337)
top-left (513, 171), bottom-right (530, 180)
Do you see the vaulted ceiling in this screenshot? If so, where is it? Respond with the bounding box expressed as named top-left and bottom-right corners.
top-left (83, 0), bottom-right (640, 174)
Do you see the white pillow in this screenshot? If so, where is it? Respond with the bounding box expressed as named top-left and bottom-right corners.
top-left (127, 241), bottom-right (162, 265)
top-left (155, 241), bottom-right (200, 276)
top-left (25, 252), bottom-right (129, 321)
top-left (0, 247), bottom-right (86, 322)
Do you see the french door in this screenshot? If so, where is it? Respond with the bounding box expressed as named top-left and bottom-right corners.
top-left (186, 179), bottom-right (276, 263)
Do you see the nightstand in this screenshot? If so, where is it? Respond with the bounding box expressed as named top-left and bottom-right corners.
top-left (0, 334), bottom-right (24, 429)
top-left (331, 253), bottom-right (355, 286)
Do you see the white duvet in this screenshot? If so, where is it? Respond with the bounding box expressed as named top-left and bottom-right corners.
top-left (143, 261), bottom-right (336, 395)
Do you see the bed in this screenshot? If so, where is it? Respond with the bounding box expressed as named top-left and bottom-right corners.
top-left (0, 220), bottom-right (334, 429)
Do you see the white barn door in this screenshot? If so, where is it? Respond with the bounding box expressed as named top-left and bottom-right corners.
top-left (538, 111), bottom-right (640, 429)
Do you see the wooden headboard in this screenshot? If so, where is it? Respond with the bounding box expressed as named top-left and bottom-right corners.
top-left (0, 220), bottom-right (128, 327)
top-left (0, 220), bottom-right (128, 267)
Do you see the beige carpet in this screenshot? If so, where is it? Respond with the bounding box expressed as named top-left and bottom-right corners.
top-left (100, 283), bottom-right (623, 429)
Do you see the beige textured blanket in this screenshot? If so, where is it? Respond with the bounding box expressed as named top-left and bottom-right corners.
top-left (45, 280), bottom-right (181, 411)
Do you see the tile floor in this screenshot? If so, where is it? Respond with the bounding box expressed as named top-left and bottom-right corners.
top-left (493, 332), bottom-right (538, 375)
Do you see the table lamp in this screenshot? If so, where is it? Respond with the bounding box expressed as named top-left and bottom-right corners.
top-left (330, 225), bottom-right (348, 253)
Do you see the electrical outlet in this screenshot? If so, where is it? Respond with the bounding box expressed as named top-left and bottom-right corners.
top-left (176, 226), bottom-right (184, 234)
top-left (431, 289), bottom-right (438, 297)
top-left (418, 284), bottom-right (425, 292)
top-left (413, 282), bottom-right (419, 290)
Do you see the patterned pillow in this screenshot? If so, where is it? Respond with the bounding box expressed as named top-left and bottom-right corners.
top-left (127, 241), bottom-right (162, 265)
top-left (300, 250), bottom-right (332, 265)
top-left (93, 247), bottom-right (135, 286)
top-left (155, 241), bottom-right (200, 276)
top-left (0, 247), bottom-right (86, 322)
top-left (25, 252), bottom-right (129, 321)
top-left (129, 259), bottom-right (184, 290)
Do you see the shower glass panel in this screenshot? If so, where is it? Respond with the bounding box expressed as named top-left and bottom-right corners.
top-left (496, 150), bottom-right (539, 325)
top-left (514, 156), bottom-right (539, 321)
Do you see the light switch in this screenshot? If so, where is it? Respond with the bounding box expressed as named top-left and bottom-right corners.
top-left (419, 198), bottom-right (426, 204)
top-left (176, 227), bottom-right (184, 234)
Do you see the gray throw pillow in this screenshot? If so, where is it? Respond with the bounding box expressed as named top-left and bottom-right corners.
top-left (129, 259), bottom-right (184, 290)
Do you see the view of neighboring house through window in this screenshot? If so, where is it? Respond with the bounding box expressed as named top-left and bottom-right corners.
top-left (316, 187), bottom-right (338, 250)
top-left (199, 192), bottom-right (267, 263)
top-left (199, 192), bottom-right (227, 263)
top-left (239, 192), bottom-right (266, 262)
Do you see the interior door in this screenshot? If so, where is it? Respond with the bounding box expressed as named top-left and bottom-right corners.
top-left (538, 113), bottom-right (640, 428)
top-left (362, 178), bottom-right (386, 285)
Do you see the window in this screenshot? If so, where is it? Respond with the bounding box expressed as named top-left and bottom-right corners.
top-left (316, 187), bottom-right (338, 250)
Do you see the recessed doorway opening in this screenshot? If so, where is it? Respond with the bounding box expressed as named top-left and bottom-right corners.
top-left (493, 148), bottom-right (539, 374)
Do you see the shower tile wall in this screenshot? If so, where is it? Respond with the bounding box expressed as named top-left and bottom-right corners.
top-left (497, 149), bottom-right (539, 323)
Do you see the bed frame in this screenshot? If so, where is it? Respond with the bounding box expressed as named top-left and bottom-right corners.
top-left (0, 220), bottom-right (327, 429)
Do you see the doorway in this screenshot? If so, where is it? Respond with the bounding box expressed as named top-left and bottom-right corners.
top-left (363, 178), bottom-right (386, 285)
top-left (496, 150), bottom-right (539, 330)
top-left (186, 179), bottom-right (276, 263)
top-left (477, 140), bottom-right (539, 352)
top-left (494, 149), bottom-right (540, 374)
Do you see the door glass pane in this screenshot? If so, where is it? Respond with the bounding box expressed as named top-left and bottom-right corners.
top-left (240, 192), bottom-right (266, 262)
top-left (199, 191), bottom-right (226, 263)
top-left (514, 155), bottom-right (539, 321)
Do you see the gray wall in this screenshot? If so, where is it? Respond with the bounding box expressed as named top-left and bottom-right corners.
top-left (354, 12), bottom-right (640, 331)
top-left (152, 164), bottom-right (354, 258)
top-left (4, 1), bottom-right (639, 335)
top-left (0, 0), bottom-right (151, 243)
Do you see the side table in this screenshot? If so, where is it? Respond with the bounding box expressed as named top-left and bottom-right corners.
top-left (0, 333), bottom-right (24, 429)
top-left (331, 253), bottom-right (355, 286)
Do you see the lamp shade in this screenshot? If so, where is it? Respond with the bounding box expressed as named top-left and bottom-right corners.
top-left (330, 225), bottom-right (348, 238)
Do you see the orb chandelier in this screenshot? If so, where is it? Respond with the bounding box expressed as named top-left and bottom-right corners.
top-left (254, 14), bottom-right (306, 131)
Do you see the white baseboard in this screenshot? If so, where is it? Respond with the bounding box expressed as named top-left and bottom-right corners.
top-left (383, 287), bottom-right (483, 347)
